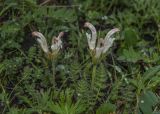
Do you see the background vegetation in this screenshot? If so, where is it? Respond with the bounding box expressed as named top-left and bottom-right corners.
top-left (0, 0), bottom-right (160, 114)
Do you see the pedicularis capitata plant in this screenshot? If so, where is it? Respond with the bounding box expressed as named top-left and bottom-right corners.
top-left (84, 22), bottom-right (120, 89)
top-left (32, 31), bottom-right (64, 87)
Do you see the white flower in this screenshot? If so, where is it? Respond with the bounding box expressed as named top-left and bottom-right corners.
top-left (32, 31), bottom-right (49, 54)
top-left (51, 32), bottom-right (64, 53)
top-left (32, 31), bottom-right (64, 55)
top-left (84, 22), bottom-right (120, 58)
top-left (103, 28), bottom-right (120, 53)
top-left (95, 38), bottom-right (105, 58)
top-left (84, 22), bottom-right (97, 50)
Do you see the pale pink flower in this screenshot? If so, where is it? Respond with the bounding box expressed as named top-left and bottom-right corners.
top-left (32, 31), bottom-right (63, 55)
top-left (32, 31), bottom-right (49, 54)
top-left (84, 22), bottom-right (120, 58)
top-left (51, 32), bottom-right (64, 53)
top-left (84, 22), bottom-right (97, 50)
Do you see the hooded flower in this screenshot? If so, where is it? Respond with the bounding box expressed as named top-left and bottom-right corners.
top-left (32, 31), bottom-right (63, 57)
top-left (51, 32), bottom-right (64, 53)
top-left (84, 22), bottom-right (97, 50)
top-left (84, 22), bottom-right (120, 58)
top-left (32, 32), bottom-right (49, 54)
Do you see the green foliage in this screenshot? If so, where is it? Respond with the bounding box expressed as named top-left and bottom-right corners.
top-left (138, 91), bottom-right (159, 114)
top-left (123, 28), bottom-right (139, 47)
top-left (49, 89), bottom-right (85, 114)
top-left (96, 102), bottom-right (116, 114)
top-left (119, 47), bottom-right (141, 63)
top-left (0, 0), bottom-right (160, 114)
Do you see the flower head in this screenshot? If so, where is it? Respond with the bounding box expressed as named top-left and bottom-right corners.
top-left (103, 28), bottom-right (120, 53)
top-left (32, 31), bottom-right (64, 58)
top-left (51, 32), bottom-right (64, 53)
top-left (84, 22), bottom-right (97, 50)
top-left (32, 31), bottom-right (49, 54)
top-left (84, 22), bottom-right (120, 58)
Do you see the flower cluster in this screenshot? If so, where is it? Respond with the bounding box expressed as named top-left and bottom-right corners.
top-left (32, 31), bottom-right (64, 59)
top-left (84, 22), bottom-right (120, 58)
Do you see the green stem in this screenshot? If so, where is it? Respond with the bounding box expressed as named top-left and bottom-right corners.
top-left (52, 60), bottom-right (56, 88)
top-left (91, 65), bottom-right (97, 89)
top-left (135, 94), bottom-right (139, 114)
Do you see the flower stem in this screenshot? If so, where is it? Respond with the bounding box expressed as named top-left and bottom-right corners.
top-left (91, 65), bottom-right (97, 89)
top-left (52, 60), bottom-right (56, 88)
